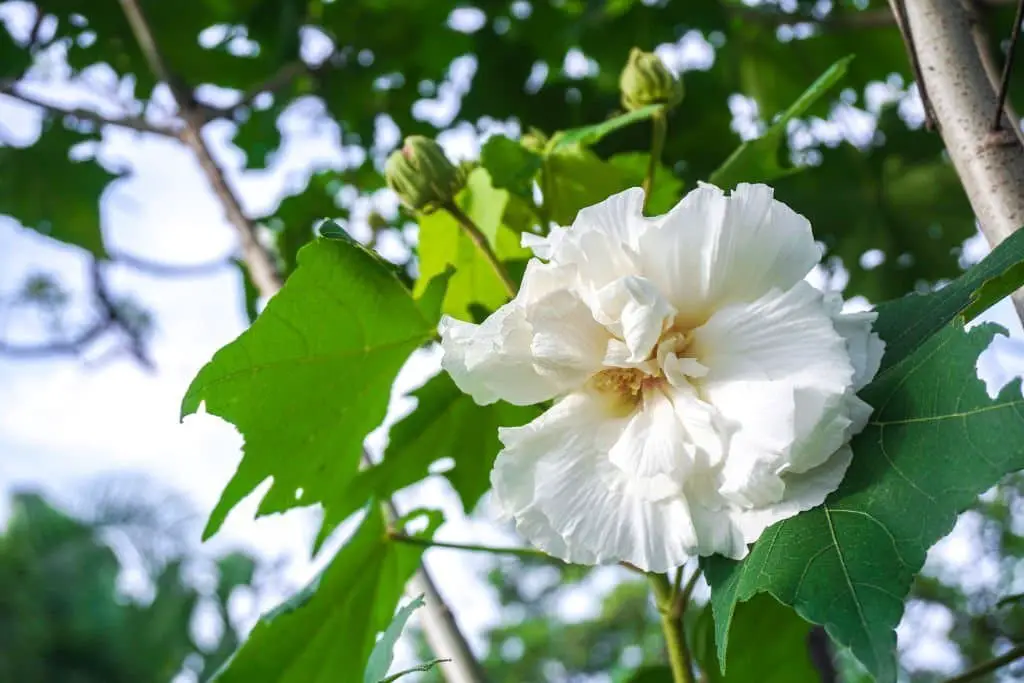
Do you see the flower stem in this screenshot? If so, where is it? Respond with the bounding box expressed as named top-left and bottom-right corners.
top-left (642, 108), bottom-right (668, 215)
top-left (388, 531), bottom-right (560, 563)
top-left (944, 643), bottom-right (1024, 683)
top-left (649, 572), bottom-right (696, 683)
top-left (442, 201), bottom-right (518, 298)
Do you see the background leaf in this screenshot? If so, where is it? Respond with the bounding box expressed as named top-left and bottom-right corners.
top-left (480, 136), bottom-right (542, 200)
top-left (549, 104), bottom-right (662, 152)
top-left (212, 508), bottom-right (430, 683)
top-left (692, 595), bottom-right (819, 683)
top-left (364, 594), bottom-right (426, 683)
top-left (709, 56), bottom-right (853, 189)
top-left (182, 239), bottom-right (441, 539)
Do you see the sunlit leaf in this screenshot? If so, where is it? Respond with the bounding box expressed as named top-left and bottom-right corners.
top-left (480, 135), bottom-right (542, 200)
top-left (182, 238), bottom-right (444, 539)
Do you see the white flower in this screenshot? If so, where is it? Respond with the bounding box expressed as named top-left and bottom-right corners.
top-left (439, 183), bottom-right (885, 572)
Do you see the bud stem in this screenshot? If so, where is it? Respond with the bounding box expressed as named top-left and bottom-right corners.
top-left (442, 201), bottom-right (518, 298)
top-left (643, 108), bottom-right (668, 215)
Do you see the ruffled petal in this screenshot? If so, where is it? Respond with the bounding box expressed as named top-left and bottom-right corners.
top-left (825, 293), bottom-right (886, 390)
top-left (492, 391), bottom-right (699, 572)
top-left (440, 261), bottom-right (607, 406)
top-left (593, 276), bottom-right (676, 362)
top-left (730, 444), bottom-right (854, 546)
top-left (608, 387), bottom-right (690, 500)
top-left (692, 282), bottom-right (855, 507)
top-left (637, 183), bottom-right (821, 324)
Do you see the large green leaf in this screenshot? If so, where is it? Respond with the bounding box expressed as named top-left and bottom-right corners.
top-left (0, 123), bottom-right (119, 257)
top-left (182, 238), bottom-right (443, 539)
top-left (709, 56), bottom-right (853, 189)
top-left (692, 595), bottom-right (819, 683)
top-left (872, 227), bottom-right (1024, 373)
top-left (414, 167), bottom-right (525, 318)
top-left (704, 322), bottom-right (1024, 683)
top-left (212, 507), bottom-right (432, 683)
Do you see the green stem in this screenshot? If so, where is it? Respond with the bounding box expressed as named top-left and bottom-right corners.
top-left (442, 201), bottom-right (517, 298)
top-left (388, 532), bottom-right (560, 563)
top-left (945, 643), bottom-right (1024, 683)
top-left (642, 109), bottom-right (668, 215)
top-left (650, 572), bottom-right (696, 683)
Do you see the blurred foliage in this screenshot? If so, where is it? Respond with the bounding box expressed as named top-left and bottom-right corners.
top-left (3, 0), bottom-right (1014, 302)
top-left (0, 486), bottom-right (261, 683)
top-left (5, 1), bottom-right (1024, 681)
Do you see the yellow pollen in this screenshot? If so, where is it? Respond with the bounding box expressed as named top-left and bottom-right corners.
top-left (591, 367), bottom-right (647, 400)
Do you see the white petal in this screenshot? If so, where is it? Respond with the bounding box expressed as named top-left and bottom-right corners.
top-left (637, 183), bottom-right (821, 324)
top-left (608, 387), bottom-right (690, 500)
top-left (825, 294), bottom-right (886, 390)
top-left (572, 187), bottom-right (647, 249)
top-left (530, 289), bottom-right (610, 380)
top-left (593, 276), bottom-right (676, 362)
top-left (692, 283), bottom-right (855, 506)
top-left (731, 444), bottom-right (854, 545)
top-left (440, 307), bottom-right (558, 406)
top-left (492, 391), bottom-right (698, 572)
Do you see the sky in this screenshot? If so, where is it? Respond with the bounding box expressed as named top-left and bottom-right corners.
top-left (3, 3), bottom-right (1024, 680)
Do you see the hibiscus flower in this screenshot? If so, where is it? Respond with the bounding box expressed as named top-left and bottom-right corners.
top-left (439, 183), bottom-right (884, 572)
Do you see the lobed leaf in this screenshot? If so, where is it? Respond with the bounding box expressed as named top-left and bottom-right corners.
top-left (182, 238), bottom-right (442, 539)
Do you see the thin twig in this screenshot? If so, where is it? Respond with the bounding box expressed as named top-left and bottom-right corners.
top-left (0, 85), bottom-right (181, 139)
top-left (993, 0), bottom-right (1024, 130)
top-left (110, 250), bottom-right (235, 277)
top-left (967, 0), bottom-right (1024, 147)
top-left (116, 0), bottom-right (282, 296)
top-left (889, 0), bottom-right (938, 129)
top-left (388, 532), bottom-right (563, 563)
top-left (442, 201), bottom-right (517, 297)
top-left (944, 643), bottom-right (1024, 682)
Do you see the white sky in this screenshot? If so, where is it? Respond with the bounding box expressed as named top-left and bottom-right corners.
top-left (3, 4), bottom-right (1024, 679)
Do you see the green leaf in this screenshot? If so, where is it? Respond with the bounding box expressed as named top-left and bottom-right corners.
top-left (962, 259), bottom-right (1024, 324)
top-left (364, 594), bottom-right (425, 683)
top-left (480, 136), bottom-right (542, 199)
top-left (414, 167), bottom-right (525, 318)
top-left (544, 147), bottom-right (638, 226)
top-left (549, 104), bottom-right (662, 152)
top-left (607, 151), bottom-right (684, 216)
top-left (692, 595), bottom-right (819, 682)
top-left (0, 123), bottom-right (119, 257)
top-left (627, 666), bottom-right (673, 682)
top-left (182, 238), bottom-right (442, 539)
top-left (709, 56), bottom-right (853, 189)
top-left (316, 372), bottom-right (539, 548)
top-left (233, 258), bottom-right (262, 324)
top-left (873, 227), bottom-right (1024, 373)
top-left (260, 172), bottom-right (345, 276)
top-left (705, 322), bottom-right (1024, 683)
top-left (211, 507), bottom-right (431, 683)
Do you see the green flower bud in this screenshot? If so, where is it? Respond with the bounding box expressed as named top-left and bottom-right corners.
top-left (385, 136), bottom-right (465, 213)
top-left (619, 47), bottom-right (683, 112)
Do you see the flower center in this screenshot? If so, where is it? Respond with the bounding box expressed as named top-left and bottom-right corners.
top-left (590, 367), bottom-right (651, 406)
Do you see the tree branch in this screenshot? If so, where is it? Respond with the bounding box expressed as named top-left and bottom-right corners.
top-left (109, 249), bottom-right (235, 277)
top-left (902, 0), bottom-right (1024, 321)
top-left (0, 84), bottom-right (181, 139)
top-left (965, 0), bottom-right (1024, 147)
top-left (944, 642), bottom-right (1024, 682)
top-left (115, 0), bottom-right (282, 296)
